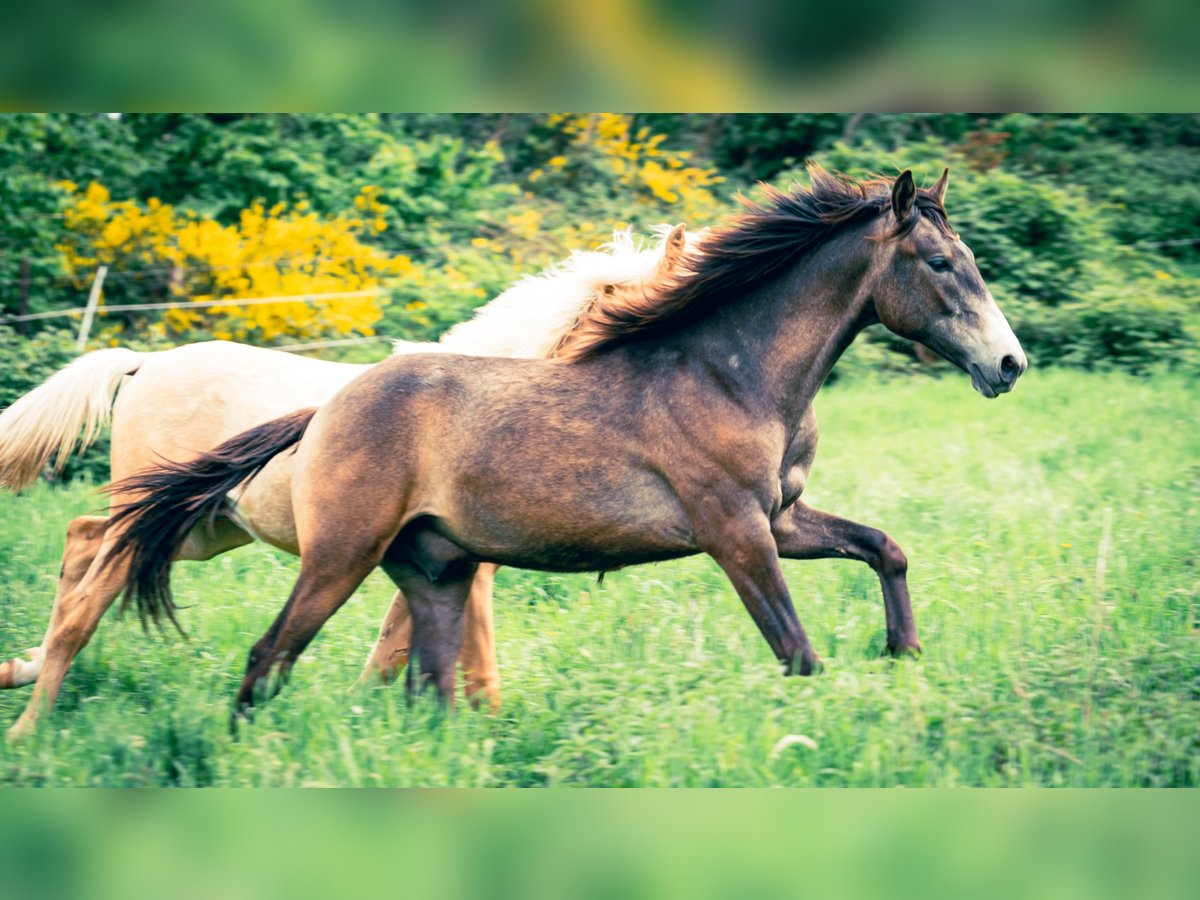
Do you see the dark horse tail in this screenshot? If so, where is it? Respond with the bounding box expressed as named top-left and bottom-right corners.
top-left (106, 408), bottom-right (318, 631)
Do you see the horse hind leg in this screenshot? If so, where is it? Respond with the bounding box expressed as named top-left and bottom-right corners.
top-left (5, 513), bottom-right (253, 739)
top-left (235, 546), bottom-right (384, 717)
top-left (6, 530), bottom-right (134, 740)
top-left (0, 514), bottom-right (107, 691)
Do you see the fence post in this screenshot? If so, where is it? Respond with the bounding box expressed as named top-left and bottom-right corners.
top-left (76, 265), bottom-right (107, 353)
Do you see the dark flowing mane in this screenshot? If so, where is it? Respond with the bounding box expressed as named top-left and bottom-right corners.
top-left (558, 163), bottom-right (955, 362)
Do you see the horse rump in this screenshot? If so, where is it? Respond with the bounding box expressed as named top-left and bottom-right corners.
top-left (105, 407), bottom-right (318, 631)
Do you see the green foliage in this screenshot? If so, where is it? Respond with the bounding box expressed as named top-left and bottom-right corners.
top-left (992, 114), bottom-right (1200, 260)
top-left (0, 322), bottom-right (77, 407)
top-left (0, 323), bottom-right (111, 482)
top-left (2, 371), bottom-right (1195, 786)
top-left (1062, 278), bottom-right (1197, 372)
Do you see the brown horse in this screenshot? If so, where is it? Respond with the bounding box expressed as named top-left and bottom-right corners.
top-left (0, 225), bottom-right (693, 739)
top-left (109, 165), bottom-right (1027, 715)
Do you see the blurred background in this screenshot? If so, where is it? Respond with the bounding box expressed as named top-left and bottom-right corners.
top-left (0, 0), bottom-right (1198, 109)
top-left (2, 790), bottom-right (1198, 899)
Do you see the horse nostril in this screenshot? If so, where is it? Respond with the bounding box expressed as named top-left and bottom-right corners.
top-left (1000, 354), bottom-right (1020, 383)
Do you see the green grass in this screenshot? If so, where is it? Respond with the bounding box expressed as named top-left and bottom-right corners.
top-left (1, 369), bottom-right (1197, 786)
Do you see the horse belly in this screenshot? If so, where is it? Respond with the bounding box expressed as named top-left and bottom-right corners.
top-left (440, 463), bottom-right (696, 573)
top-left (227, 451), bottom-right (301, 554)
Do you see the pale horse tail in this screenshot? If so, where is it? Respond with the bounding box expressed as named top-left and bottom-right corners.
top-left (0, 347), bottom-right (146, 491)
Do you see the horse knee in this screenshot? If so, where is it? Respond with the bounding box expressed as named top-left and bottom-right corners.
top-left (62, 516), bottom-right (108, 578)
top-left (67, 516), bottom-right (107, 544)
top-left (877, 533), bottom-right (908, 577)
top-left (47, 619), bottom-right (87, 656)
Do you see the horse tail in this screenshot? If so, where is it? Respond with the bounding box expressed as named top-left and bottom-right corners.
top-left (106, 407), bottom-right (318, 631)
top-left (0, 348), bottom-right (146, 491)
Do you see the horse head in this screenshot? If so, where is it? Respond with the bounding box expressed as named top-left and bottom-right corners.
top-left (871, 169), bottom-right (1027, 398)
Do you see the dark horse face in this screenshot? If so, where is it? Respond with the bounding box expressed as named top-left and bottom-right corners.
top-left (872, 170), bottom-right (1028, 398)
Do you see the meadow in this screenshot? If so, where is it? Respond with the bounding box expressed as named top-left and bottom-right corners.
top-left (0, 368), bottom-right (1196, 787)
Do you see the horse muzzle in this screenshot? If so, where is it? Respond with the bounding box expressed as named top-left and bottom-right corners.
top-left (969, 350), bottom-right (1027, 398)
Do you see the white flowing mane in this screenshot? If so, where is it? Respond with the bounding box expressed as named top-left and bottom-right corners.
top-left (392, 225), bottom-right (701, 360)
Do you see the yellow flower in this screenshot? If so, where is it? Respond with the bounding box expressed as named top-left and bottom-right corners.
top-left (58, 182), bottom-right (405, 344)
top-left (100, 219), bottom-right (132, 248)
top-left (84, 182), bottom-right (110, 204)
top-left (548, 155), bottom-right (568, 167)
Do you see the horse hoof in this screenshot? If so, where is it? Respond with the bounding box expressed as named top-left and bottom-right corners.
top-left (0, 647), bottom-right (44, 690)
top-left (5, 720), bottom-right (34, 743)
top-left (886, 641), bottom-right (922, 659)
top-left (788, 655), bottom-right (823, 676)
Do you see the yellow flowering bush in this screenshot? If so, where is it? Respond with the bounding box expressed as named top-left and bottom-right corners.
top-left (541, 113), bottom-right (726, 225)
top-left (56, 182), bottom-right (421, 345)
top-left (50, 121), bottom-right (731, 352)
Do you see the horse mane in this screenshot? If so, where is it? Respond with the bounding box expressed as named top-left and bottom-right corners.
top-left (392, 226), bottom-right (698, 361)
top-left (557, 163), bottom-right (955, 362)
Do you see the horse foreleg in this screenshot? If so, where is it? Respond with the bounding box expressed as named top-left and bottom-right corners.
top-left (0, 515), bottom-right (107, 691)
top-left (771, 501), bottom-right (920, 655)
top-left (697, 508), bottom-right (820, 676)
top-left (458, 563), bottom-right (499, 711)
top-left (357, 590), bottom-right (413, 687)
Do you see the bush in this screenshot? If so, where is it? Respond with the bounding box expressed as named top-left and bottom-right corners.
top-left (993, 114), bottom-right (1200, 260)
top-left (2, 116), bottom-right (1197, 385)
top-left (0, 323), bottom-right (77, 407)
top-left (1060, 276), bottom-right (1198, 373)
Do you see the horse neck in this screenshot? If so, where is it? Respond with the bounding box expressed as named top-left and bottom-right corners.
top-left (673, 226), bottom-right (882, 426)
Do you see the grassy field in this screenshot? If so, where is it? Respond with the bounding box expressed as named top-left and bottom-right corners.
top-left (0, 368), bottom-right (1196, 786)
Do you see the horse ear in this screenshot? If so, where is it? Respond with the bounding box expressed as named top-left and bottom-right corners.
top-left (666, 223), bottom-right (686, 255)
top-left (891, 170), bottom-right (916, 222)
top-left (928, 167), bottom-right (949, 206)
top-left (656, 223), bottom-right (688, 276)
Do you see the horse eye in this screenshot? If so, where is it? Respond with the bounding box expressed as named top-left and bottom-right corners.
top-left (927, 256), bottom-right (952, 273)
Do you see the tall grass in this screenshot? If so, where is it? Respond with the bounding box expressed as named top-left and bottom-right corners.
top-left (1, 369), bottom-right (1196, 786)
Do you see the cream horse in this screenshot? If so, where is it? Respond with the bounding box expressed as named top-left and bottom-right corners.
top-left (0, 225), bottom-right (690, 739)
